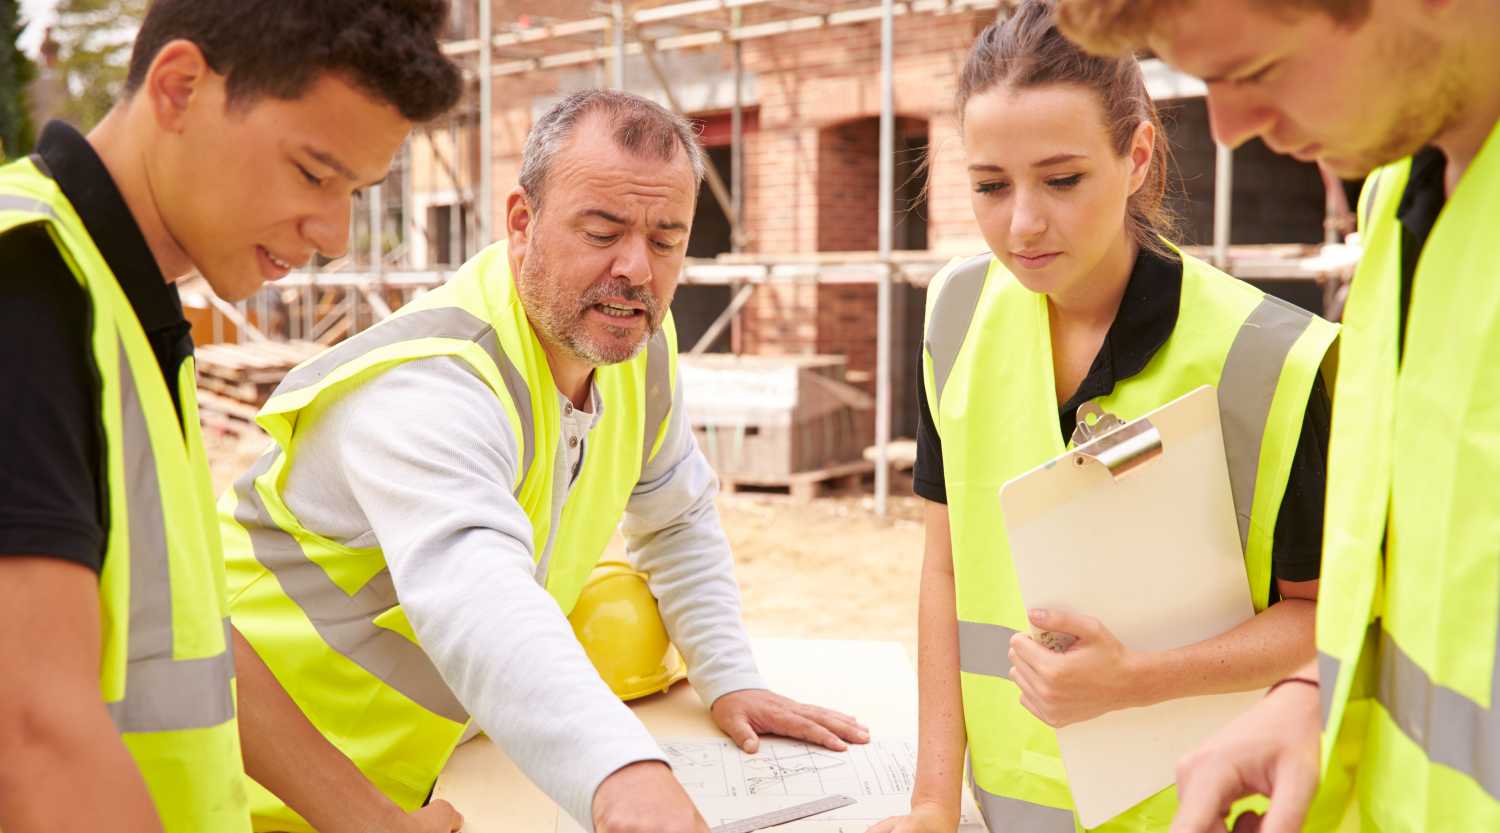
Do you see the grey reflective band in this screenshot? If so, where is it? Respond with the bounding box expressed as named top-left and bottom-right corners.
top-left (925, 255), bottom-right (990, 404)
top-left (1377, 626), bottom-right (1500, 800)
top-left (1362, 169), bottom-right (1386, 227)
top-left (1319, 618), bottom-right (1500, 801)
top-left (276, 306), bottom-right (536, 492)
top-left (231, 450), bottom-right (469, 723)
top-left (641, 328), bottom-right (671, 474)
top-left (1318, 649), bottom-right (1342, 728)
top-left (1216, 295), bottom-right (1317, 553)
top-left (958, 621), bottom-right (1019, 679)
top-left (0, 193), bottom-right (58, 218)
top-left (968, 761), bottom-right (1076, 832)
top-left (106, 341), bottom-right (236, 733)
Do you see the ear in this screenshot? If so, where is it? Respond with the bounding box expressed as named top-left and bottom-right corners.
top-left (1126, 119), bottom-right (1156, 197)
top-left (506, 186), bottom-right (534, 258)
top-left (140, 40), bottom-right (214, 133)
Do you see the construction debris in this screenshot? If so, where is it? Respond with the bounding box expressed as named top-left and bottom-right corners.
top-left (194, 340), bottom-right (323, 441)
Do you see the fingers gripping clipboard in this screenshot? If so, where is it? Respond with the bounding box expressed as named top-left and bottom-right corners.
top-left (998, 385), bottom-right (1263, 828)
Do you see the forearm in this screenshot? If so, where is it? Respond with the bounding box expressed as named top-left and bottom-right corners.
top-left (1129, 598), bottom-right (1316, 706)
top-left (910, 504), bottom-right (966, 823)
top-left (0, 557), bottom-right (162, 833)
top-left (0, 700), bottom-right (163, 833)
top-left (234, 628), bottom-right (404, 833)
top-left (624, 440), bottom-right (763, 705)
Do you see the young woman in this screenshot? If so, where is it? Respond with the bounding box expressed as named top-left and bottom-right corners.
top-left (869, 3), bottom-right (1337, 831)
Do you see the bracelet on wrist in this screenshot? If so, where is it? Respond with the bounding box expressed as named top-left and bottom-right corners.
top-left (1266, 675), bottom-right (1318, 697)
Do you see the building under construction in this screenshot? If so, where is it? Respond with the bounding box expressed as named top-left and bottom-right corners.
top-left (190, 0), bottom-right (1360, 511)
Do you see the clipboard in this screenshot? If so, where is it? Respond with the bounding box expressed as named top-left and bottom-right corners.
top-left (998, 385), bottom-right (1263, 828)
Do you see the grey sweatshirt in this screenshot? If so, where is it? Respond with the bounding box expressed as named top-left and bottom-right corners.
top-left (278, 355), bottom-right (765, 831)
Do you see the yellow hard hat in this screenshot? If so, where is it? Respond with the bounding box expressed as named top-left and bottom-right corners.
top-left (567, 561), bottom-right (688, 701)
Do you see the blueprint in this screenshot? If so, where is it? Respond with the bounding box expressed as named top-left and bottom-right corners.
top-left (556, 737), bottom-right (985, 832)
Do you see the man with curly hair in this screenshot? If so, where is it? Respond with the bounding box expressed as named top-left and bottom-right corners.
top-left (1053, 1), bottom-right (1500, 831)
top-left (0, 2), bottom-right (464, 832)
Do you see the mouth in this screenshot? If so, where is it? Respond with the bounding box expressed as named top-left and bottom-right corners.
top-left (256, 245), bottom-right (297, 279)
top-left (1011, 251), bottom-right (1062, 270)
top-left (590, 301), bottom-right (647, 321)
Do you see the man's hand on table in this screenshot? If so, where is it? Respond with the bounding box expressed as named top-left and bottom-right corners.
top-left (593, 760), bottom-right (710, 833)
top-left (710, 689), bottom-right (870, 753)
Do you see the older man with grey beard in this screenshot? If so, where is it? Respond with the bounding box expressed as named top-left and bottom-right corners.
top-left (218, 88), bottom-right (868, 833)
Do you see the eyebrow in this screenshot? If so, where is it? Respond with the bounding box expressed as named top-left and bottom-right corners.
top-left (582, 208), bottom-right (688, 233)
top-left (303, 146), bottom-right (387, 187)
top-left (968, 153), bottom-right (1087, 173)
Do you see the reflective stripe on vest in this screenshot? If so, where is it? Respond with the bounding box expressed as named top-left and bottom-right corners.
top-left (230, 448), bottom-right (469, 723)
top-left (108, 341), bottom-right (236, 732)
top-left (932, 270), bottom-right (1318, 680)
top-left (1376, 626), bottom-right (1500, 801)
top-left (925, 254), bottom-right (989, 405)
top-left (276, 306), bottom-right (538, 487)
top-left (227, 305), bottom-right (673, 723)
top-left (2, 157), bottom-right (250, 833)
top-left (0, 192), bottom-right (237, 735)
top-left (968, 758), bottom-right (1076, 833)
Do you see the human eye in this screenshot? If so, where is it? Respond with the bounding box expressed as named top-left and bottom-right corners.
top-left (1047, 173), bottom-right (1084, 190)
top-left (583, 231), bottom-right (618, 244)
top-left (974, 180), bottom-right (1010, 195)
top-left (294, 163), bottom-right (324, 188)
top-left (1235, 60), bottom-right (1279, 86)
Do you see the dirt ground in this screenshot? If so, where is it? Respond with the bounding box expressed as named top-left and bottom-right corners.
top-left (207, 433), bottom-right (926, 659)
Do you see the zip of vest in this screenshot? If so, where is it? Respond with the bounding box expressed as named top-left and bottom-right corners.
top-left (0, 156), bottom-right (250, 833)
top-left (1313, 117), bottom-right (1500, 831)
top-left (924, 248), bottom-right (1337, 832)
top-left (217, 241), bottom-right (677, 831)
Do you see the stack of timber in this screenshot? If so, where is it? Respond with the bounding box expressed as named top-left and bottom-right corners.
top-left (194, 340), bottom-right (324, 441)
top-left (680, 355), bottom-right (875, 498)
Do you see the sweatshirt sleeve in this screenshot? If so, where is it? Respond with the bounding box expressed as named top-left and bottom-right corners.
top-left (279, 357), bottom-right (664, 831)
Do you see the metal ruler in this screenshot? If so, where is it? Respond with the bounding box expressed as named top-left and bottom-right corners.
top-left (708, 794), bottom-right (857, 833)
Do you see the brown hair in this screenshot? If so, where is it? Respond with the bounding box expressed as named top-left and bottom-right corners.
top-left (1055, 0), bottom-right (1371, 58)
top-left (957, 0), bottom-right (1179, 258)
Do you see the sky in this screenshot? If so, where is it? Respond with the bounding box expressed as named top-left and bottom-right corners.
top-left (19, 0), bottom-right (58, 55)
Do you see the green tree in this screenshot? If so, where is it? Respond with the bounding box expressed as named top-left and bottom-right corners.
top-left (52, 0), bottom-right (145, 130)
top-left (0, 0), bottom-right (36, 159)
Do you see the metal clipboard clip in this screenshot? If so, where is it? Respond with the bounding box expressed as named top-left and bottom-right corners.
top-left (1069, 402), bottom-right (1163, 480)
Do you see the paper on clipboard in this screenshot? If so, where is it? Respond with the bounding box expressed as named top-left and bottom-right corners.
top-left (998, 385), bottom-right (1264, 828)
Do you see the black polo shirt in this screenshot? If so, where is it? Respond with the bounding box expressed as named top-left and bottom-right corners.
top-left (1396, 146), bottom-right (1447, 351)
top-left (913, 247), bottom-right (1333, 588)
top-left (0, 121), bottom-right (194, 574)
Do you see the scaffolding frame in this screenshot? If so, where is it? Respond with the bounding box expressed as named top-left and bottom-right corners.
top-left (209, 0), bottom-right (1008, 513)
top-left (212, 0), bottom-right (1353, 514)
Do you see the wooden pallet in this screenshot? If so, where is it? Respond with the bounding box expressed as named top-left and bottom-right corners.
top-left (194, 340), bottom-right (324, 442)
top-left (718, 459), bottom-right (876, 500)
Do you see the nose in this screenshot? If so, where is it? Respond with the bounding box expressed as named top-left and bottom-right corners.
top-left (301, 194), bottom-right (354, 261)
top-left (611, 235), bottom-right (653, 288)
top-left (1205, 83), bottom-right (1277, 150)
top-left (1009, 186), bottom-right (1048, 242)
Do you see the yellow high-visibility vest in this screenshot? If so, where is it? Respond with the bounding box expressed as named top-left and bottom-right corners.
top-left (925, 248), bottom-right (1336, 831)
top-left (0, 157), bottom-right (250, 833)
top-left (218, 242), bottom-right (676, 831)
top-left (1314, 118), bottom-right (1500, 831)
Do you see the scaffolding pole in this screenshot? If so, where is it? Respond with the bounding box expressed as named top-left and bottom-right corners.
top-left (875, 0), bottom-right (894, 517)
top-left (635, 32), bottom-right (747, 248)
top-left (1213, 142), bottom-right (1233, 267)
top-left (612, 2), bottom-right (627, 89)
top-left (730, 6), bottom-right (745, 254)
top-left (478, 0), bottom-right (493, 247)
